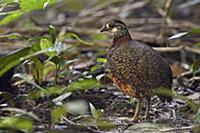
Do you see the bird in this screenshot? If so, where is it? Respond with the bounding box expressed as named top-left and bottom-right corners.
top-left (100, 19), bottom-right (172, 121)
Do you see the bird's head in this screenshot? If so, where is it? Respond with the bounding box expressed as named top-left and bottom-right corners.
top-left (100, 19), bottom-right (130, 38)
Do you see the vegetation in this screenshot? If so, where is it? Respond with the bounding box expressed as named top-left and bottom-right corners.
top-left (0, 0), bottom-right (200, 132)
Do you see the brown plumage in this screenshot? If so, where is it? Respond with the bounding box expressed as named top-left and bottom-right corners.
top-left (100, 19), bottom-right (172, 121)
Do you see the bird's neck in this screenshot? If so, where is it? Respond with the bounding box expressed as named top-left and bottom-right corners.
top-left (113, 30), bottom-right (132, 45)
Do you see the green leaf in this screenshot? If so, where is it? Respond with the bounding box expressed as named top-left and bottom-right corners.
top-left (20, 0), bottom-right (56, 11)
top-left (51, 105), bottom-right (67, 125)
top-left (29, 86), bottom-right (64, 99)
top-left (43, 61), bottom-right (55, 78)
top-left (89, 103), bottom-right (102, 120)
top-left (0, 41), bottom-right (63, 77)
top-left (129, 97), bottom-right (136, 105)
top-left (0, 46), bottom-right (32, 77)
top-left (50, 56), bottom-right (62, 65)
top-left (188, 28), bottom-right (200, 35)
top-left (39, 38), bottom-right (63, 57)
top-left (40, 38), bottom-right (57, 57)
top-left (0, 33), bottom-right (31, 40)
top-left (97, 58), bottom-right (107, 63)
top-left (61, 33), bottom-right (92, 45)
top-left (48, 25), bottom-right (57, 43)
top-left (0, 43), bottom-right (43, 77)
top-left (0, 116), bottom-right (33, 132)
top-left (89, 103), bottom-right (97, 118)
top-left (155, 87), bottom-right (173, 97)
top-left (195, 108), bottom-right (200, 124)
top-left (0, 11), bottom-right (23, 25)
top-left (192, 60), bottom-right (200, 76)
top-left (96, 119), bottom-right (117, 130)
top-left (91, 34), bottom-right (110, 41)
top-left (90, 64), bottom-right (103, 72)
top-left (195, 42), bottom-right (200, 48)
top-left (66, 79), bottom-right (101, 92)
top-left (30, 57), bottom-right (44, 84)
top-left (0, 0), bottom-right (56, 25)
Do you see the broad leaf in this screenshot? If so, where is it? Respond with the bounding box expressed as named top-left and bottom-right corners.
top-left (20, 0), bottom-right (56, 11)
top-left (97, 58), bottom-right (107, 63)
top-left (0, 44), bottom-right (58, 77)
top-left (61, 33), bottom-right (92, 45)
top-left (0, 116), bottom-right (33, 132)
top-left (0, 46), bottom-right (32, 76)
top-left (0, 0), bottom-right (56, 25)
top-left (66, 79), bottom-right (101, 92)
top-left (29, 86), bottom-right (64, 99)
top-left (0, 11), bottom-right (23, 25)
top-left (48, 25), bottom-right (57, 43)
top-left (30, 57), bottom-right (44, 84)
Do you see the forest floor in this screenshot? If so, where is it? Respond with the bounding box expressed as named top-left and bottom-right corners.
top-left (0, 0), bottom-right (200, 133)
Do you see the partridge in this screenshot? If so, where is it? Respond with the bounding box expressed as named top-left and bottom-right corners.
top-left (100, 19), bottom-right (172, 121)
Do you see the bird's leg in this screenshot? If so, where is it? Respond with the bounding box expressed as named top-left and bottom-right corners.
top-left (144, 96), bottom-right (151, 120)
top-left (132, 98), bottom-right (142, 121)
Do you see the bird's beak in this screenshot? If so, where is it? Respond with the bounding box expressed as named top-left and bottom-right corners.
top-left (100, 25), bottom-right (108, 32)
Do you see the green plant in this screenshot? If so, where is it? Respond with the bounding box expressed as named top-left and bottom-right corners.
top-left (0, 24), bottom-right (103, 130)
top-left (0, 0), bottom-right (56, 25)
top-left (0, 107), bottom-right (40, 132)
top-left (89, 103), bottom-right (103, 121)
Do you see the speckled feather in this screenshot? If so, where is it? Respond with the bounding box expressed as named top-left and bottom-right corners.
top-left (107, 37), bottom-right (172, 101)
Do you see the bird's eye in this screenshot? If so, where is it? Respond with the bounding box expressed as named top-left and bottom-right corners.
top-left (116, 25), bottom-right (121, 29)
top-left (109, 23), bottom-right (115, 28)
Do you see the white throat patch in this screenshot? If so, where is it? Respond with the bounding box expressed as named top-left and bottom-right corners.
top-left (112, 27), bottom-right (118, 33)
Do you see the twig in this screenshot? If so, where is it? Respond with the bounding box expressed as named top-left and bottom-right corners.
top-left (160, 125), bottom-right (194, 132)
top-left (178, 0), bottom-right (200, 9)
top-left (153, 46), bottom-right (200, 54)
top-left (77, 0), bottom-right (118, 17)
top-left (153, 46), bottom-right (183, 52)
top-left (120, 1), bottom-right (149, 17)
top-left (158, 0), bottom-right (173, 40)
top-left (127, 18), bottom-right (200, 28)
top-left (185, 46), bottom-right (200, 54)
top-left (62, 116), bottom-right (77, 125)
